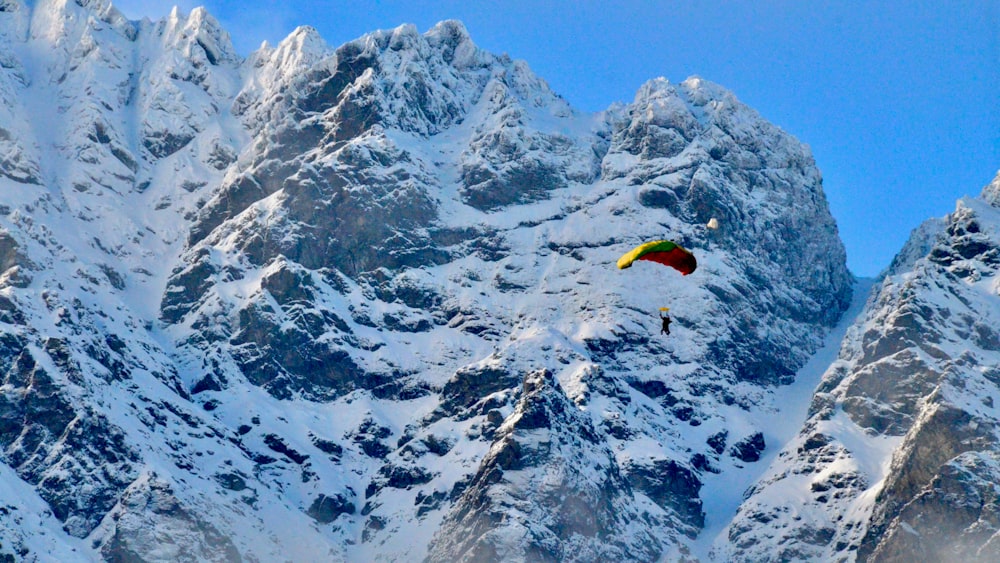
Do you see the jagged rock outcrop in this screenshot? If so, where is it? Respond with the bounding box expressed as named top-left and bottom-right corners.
top-left (96, 476), bottom-right (242, 562)
top-left (427, 369), bottom-right (663, 562)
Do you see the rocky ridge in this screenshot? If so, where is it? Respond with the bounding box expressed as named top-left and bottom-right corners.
top-left (722, 172), bottom-right (1000, 562)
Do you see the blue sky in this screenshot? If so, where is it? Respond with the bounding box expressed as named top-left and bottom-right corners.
top-left (114, 0), bottom-right (998, 277)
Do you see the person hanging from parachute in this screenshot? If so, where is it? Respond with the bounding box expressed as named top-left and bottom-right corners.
top-left (617, 239), bottom-right (697, 336)
top-left (659, 308), bottom-right (672, 335)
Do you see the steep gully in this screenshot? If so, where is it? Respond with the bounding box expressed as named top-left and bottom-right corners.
top-left (694, 277), bottom-right (876, 559)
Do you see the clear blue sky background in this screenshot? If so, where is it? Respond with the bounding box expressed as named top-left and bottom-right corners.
top-left (114, 0), bottom-right (999, 277)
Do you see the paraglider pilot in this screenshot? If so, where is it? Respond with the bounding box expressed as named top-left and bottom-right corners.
top-left (660, 311), bottom-right (672, 335)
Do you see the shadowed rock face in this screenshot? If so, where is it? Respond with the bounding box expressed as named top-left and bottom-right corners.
top-left (99, 477), bottom-right (242, 563)
top-left (0, 347), bottom-right (140, 538)
top-left (427, 369), bottom-right (664, 563)
top-left (307, 492), bottom-right (356, 524)
top-left (865, 451), bottom-right (1000, 563)
top-left (622, 458), bottom-right (704, 535)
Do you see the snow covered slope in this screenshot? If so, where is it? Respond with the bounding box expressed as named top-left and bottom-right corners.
top-left (0, 1), bottom-right (856, 561)
top-left (724, 172), bottom-right (1000, 562)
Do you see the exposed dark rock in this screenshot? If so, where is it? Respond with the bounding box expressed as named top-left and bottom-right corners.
top-left (300, 42), bottom-right (379, 115)
top-left (637, 186), bottom-right (680, 209)
top-left (729, 432), bottom-right (766, 463)
top-left (260, 262), bottom-right (317, 307)
top-left (263, 434), bottom-right (309, 464)
top-left (628, 378), bottom-right (679, 406)
top-left (0, 231), bottom-right (22, 274)
top-left (207, 141), bottom-right (237, 170)
top-left (229, 298), bottom-right (365, 400)
top-left (143, 129), bottom-right (195, 159)
top-left (160, 248), bottom-right (219, 324)
top-left (415, 489), bottom-right (448, 517)
top-left (362, 515), bottom-right (386, 544)
top-left (432, 363), bottom-right (519, 421)
top-left (215, 472), bottom-right (247, 492)
top-left (421, 434), bottom-right (452, 456)
top-left (0, 296), bottom-right (25, 325)
top-left (366, 463), bottom-right (434, 499)
top-left (859, 404), bottom-right (997, 561)
top-left (349, 418), bottom-right (393, 459)
top-left (310, 434), bottom-right (344, 459)
top-left (191, 373), bottom-right (223, 394)
top-left (584, 332), bottom-right (651, 366)
top-left (307, 493), bottom-right (356, 524)
top-left (707, 431), bottom-right (728, 454)
top-left (799, 432), bottom-right (831, 453)
top-left (622, 458), bottom-right (705, 535)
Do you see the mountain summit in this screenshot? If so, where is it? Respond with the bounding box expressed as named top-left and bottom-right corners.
top-left (0, 2), bottom-right (883, 561)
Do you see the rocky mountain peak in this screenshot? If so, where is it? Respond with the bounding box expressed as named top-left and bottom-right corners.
top-left (425, 19), bottom-right (477, 67)
top-left (265, 24), bottom-right (329, 62)
top-left (981, 170), bottom-right (1000, 207)
top-left (159, 5), bottom-right (239, 68)
top-left (27, 0), bottom-right (136, 46)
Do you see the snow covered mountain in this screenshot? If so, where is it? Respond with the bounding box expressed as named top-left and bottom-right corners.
top-left (721, 172), bottom-right (1000, 562)
top-left (4, 1), bottom-right (962, 561)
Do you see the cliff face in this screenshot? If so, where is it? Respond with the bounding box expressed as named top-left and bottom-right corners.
top-left (0, 2), bottom-right (855, 561)
top-left (725, 172), bottom-right (1000, 562)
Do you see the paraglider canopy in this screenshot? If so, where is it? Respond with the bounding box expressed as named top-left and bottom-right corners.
top-left (617, 240), bottom-right (697, 275)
